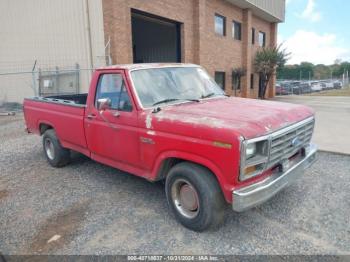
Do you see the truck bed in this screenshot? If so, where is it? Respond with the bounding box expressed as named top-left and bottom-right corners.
top-left (31, 93), bottom-right (88, 107)
top-left (23, 94), bottom-right (89, 156)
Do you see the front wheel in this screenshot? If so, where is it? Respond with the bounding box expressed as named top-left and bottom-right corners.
top-left (165, 162), bottom-right (226, 231)
top-left (42, 129), bottom-right (70, 167)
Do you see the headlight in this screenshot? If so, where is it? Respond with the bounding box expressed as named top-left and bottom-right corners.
top-left (240, 139), bottom-right (269, 181)
top-left (246, 143), bottom-right (257, 159)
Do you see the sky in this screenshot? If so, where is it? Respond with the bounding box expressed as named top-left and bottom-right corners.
top-left (278, 0), bottom-right (350, 65)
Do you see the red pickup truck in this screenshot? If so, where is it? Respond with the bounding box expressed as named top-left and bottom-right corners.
top-left (24, 64), bottom-right (317, 231)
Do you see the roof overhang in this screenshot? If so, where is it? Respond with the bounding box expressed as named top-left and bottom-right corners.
top-left (226, 0), bottom-right (285, 23)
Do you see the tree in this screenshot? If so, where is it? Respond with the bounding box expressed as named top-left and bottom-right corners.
top-left (254, 44), bottom-right (290, 99)
top-left (333, 62), bottom-right (350, 77)
top-left (313, 64), bottom-right (330, 80)
top-left (277, 64), bottom-right (299, 80)
top-left (334, 59), bottom-right (342, 65)
top-left (277, 60), bottom-right (350, 80)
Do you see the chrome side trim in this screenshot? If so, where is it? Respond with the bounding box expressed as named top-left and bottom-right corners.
top-left (233, 143), bottom-right (317, 212)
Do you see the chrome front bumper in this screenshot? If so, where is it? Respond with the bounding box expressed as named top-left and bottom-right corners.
top-left (232, 144), bottom-right (317, 212)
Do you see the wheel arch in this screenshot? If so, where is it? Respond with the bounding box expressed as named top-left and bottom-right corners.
top-left (152, 151), bottom-right (230, 202)
top-left (38, 120), bottom-right (55, 135)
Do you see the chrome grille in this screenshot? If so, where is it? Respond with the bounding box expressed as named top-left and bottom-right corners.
top-left (267, 119), bottom-right (315, 169)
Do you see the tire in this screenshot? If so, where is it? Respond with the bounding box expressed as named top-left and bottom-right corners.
top-left (42, 129), bottom-right (70, 167)
top-left (165, 162), bottom-right (226, 231)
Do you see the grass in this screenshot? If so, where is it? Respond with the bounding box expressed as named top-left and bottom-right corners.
top-left (307, 86), bottom-right (350, 96)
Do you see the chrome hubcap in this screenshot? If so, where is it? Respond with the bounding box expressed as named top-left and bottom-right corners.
top-left (44, 138), bottom-right (55, 160)
top-left (171, 179), bottom-right (199, 219)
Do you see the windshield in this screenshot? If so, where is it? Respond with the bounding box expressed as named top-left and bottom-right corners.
top-left (130, 67), bottom-right (225, 108)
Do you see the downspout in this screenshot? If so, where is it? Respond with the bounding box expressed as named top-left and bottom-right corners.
top-left (83, 0), bottom-right (94, 70)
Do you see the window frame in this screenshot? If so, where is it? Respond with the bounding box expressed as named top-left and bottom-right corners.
top-left (95, 73), bottom-right (133, 112)
top-left (250, 74), bottom-right (254, 89)
top-left (214, 13), bottom-right (226, 36)
top-left (233, 75), bottom-right (241, 90)
top-left (214, 71), bottom-right (226, 91)
top-left (232, 20), bottom-right (242, 41)
top-left (259, 31), bottom-right (266, 47)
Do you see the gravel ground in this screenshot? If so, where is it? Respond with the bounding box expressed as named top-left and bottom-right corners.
top-left (0, 114), bottom-right (349, 255)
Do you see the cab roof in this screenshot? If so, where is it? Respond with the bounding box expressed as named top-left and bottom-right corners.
top-left (96, 63), bottom-right (199, 71)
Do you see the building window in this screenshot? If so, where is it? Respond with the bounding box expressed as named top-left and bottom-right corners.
top-left (232, 74), bottom-right (241, 90)
top-left (251, 28), bottom-right (255, 44)
top-left (215, 14), bottom-right (226, 36)
top-left (250, 74), bottom-right (254, 89)
top-left (232, 21), bottom-right (241, 40)
top-left (214, 72), bottom-right (226, 90)
top-left (259, 31), bottom-right (266, 47)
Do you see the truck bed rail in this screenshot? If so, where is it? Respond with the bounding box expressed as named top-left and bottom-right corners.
top-left (25, 94), bottom-right (87, 108)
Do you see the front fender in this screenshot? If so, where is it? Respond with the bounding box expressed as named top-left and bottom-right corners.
top-left (151, 150), bottom-right (232, 202)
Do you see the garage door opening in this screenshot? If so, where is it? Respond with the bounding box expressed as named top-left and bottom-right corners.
top-left (131, 10), bottom-right (181, 63)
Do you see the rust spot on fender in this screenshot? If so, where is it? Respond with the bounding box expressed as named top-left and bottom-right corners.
top-left (154, 111), bottom-right (245, 129)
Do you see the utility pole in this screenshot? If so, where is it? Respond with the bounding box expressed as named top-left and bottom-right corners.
top-left (83, 0), bottom-right (93, 70)
top-left (31, 60), bottom-right (38, 96)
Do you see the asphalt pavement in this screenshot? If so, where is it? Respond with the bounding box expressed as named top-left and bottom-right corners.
top-left (273, 95), bottom-right (350, 155)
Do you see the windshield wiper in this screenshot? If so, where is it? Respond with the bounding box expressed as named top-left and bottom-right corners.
top-left (152, 98), bottom-right (180, 106)
top-left (201, 93), bottom-right (228, 99)
top-left (152, 98), bottom-right (200, 107)
top-left (201, 93), bottom-right (216, 99)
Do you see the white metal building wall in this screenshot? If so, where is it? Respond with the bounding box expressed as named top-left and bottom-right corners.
top-left (247, 0), bottom-right (285, 21)
top-left (0, 0), bottom-right (105, 103)
top-left (228, 0), bottom-right (285, 22)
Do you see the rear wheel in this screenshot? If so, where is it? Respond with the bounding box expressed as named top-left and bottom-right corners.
top-left (42, 129), bottom-right (70, 167)
top-left (165, 162), bottom-right (226, 231)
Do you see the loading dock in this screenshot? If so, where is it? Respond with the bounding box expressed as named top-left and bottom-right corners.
top-left (131, 10), bottom-right (181, 63)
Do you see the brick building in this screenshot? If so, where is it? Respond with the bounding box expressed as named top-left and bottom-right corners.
top-left (0, 0), bottom-right (285, 103)
top-left (102, 0), bottom-right (285, 98)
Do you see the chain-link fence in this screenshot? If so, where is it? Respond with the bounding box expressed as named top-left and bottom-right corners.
top-left (38, 64), bottom-right (80, 96)
top-left (1, 65), bottom-right (349, 112)
top-left (0, 64), bottom-right (94, 112)
top-left (276, 78), bottom-right (350, 96)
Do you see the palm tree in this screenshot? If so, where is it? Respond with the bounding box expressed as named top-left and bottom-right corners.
top-left (254, 44), bottom-right (290, 99)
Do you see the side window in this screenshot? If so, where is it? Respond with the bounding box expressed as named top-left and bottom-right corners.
top-left (215, 14), bottom-right (226, 36)
top-left (214, 71), bottom-right (226, 90)
top-left (250, 74), bottom-right (254, 89)
top-left (232, 21), bottom-right (242, 40)
top-left (259, 31), bottom-right (266, 47)
top-left (95, 74), bottom-right (133, 112)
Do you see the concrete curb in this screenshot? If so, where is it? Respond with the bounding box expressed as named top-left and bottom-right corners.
top-left (318, 150), bottom-right (350, 157)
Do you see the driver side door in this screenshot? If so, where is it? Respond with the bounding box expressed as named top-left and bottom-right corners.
top-left (84, 72), bottom-right (140, 168)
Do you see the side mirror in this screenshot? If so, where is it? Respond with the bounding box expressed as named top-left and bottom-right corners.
top-left (97, 98), bottom-right (111, 111)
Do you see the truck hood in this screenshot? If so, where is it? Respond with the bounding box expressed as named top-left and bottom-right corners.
top-left (152, 97), bottom-right (314, 139)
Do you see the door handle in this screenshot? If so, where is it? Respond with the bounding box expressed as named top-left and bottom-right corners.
top-left (87, 114), bottom-right (96, 120)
